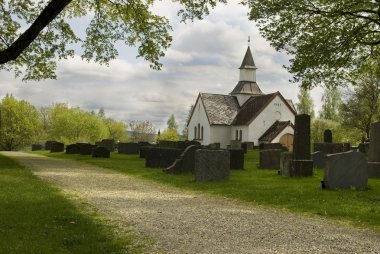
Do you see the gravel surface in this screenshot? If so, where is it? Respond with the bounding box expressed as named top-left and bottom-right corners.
top-left (3, 151), bottom-right (380, 254)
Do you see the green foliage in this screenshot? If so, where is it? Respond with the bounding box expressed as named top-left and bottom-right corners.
top-left (42, 151), bottom-right (380, 232)
top-left (103, 118), bottom-right (128, 142)
top-left (319, 87), bottom-right (342, 121)
top-left (182, 104), bottom-right (194, 140)
top-left (0, 0), bottom-right (227, 81)
top-left (48, 103), bottom-right (108, 144)
top-left (340, 60), bottom-right (380, 138)
top-left (156, 129), bottom-right (180, 142)
top-left (0, 95), bottom-right (41, 150)
top-left (296, 87), bottom-right (315, 118)
top-left (0, 154), bottom-right (144, 253)
top-left (311, 118), bottom-right (361, 146)
top-left (246, 0), bottom-right (380, 88)
top-left (166, 114), bottom-right (178, 131)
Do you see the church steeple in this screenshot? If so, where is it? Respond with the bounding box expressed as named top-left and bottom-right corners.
top-left (231, 44), bottom-right (262, 98)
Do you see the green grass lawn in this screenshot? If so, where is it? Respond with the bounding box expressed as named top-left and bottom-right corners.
top-left (0, 154), bottom-right (146, 254)
top-left (36, 150), bottom-right (380, 232)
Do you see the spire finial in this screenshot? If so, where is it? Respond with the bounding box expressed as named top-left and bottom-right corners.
top-left (248, 36), bottom-right (250, 47)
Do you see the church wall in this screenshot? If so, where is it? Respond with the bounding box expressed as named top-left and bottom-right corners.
top-left (210, 125), bottom-right (231, 148)
top-left (188, 97), bottom-right (211, 146)
top-left (248, 95), bottom-right (295, 144)
top-left (230, 126), bottom-right (248, 143)
top-left (239, 68), bottom-right (256, 82)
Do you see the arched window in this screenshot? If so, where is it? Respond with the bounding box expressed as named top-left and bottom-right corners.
top-left (239, 130), bottom-right (242, 141)
top-left (194, 126), bottom-right (197, 139)
top-left (235, 130), bottom-right (238, 140)
top-left (201, 126), bottom-right (204, 140)
top-left (198, 123), bottom-right (200, 140)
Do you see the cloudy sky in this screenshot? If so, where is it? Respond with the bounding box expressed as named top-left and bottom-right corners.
top-left (0, 1), bottom-right (323, 132)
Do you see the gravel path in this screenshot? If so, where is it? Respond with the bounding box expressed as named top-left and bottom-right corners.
top-left (3, 151), bottom-right (380, 254)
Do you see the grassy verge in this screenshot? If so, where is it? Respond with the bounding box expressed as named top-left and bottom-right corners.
top-left (36, 150), bottom-right (380, 232)
top-left (0, 154), bottom-right (146, 254)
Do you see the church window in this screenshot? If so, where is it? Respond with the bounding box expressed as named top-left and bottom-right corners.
top-left (201, 126), bottom-right (204, 140)
top-left (239, 130), bottom-right (242, 141)
top-left (194, 126), bottom-right (197, 139)
top-left (198, 123), bottom-right (200, 139)
top-left (235, 130), bottom-right (238, 140)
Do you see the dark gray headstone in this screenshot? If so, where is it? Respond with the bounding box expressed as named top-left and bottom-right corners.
top-left (230, 140), bottom-right (241, 149)
top-left (314, 143), bottom-right (344, 154)
top-left (101, 139), bottom-right (115, 152)
top-left (280, 152), bottom-right (293, 176)
top-left (293, 114), bottom-right (310, 160)
top-left (259, 143), bottom-right (286, 151)
top-left (45, 140), bottom-right (56, 150)
top-left (92, 146), bottom-right (110, 158)
top-left (78, 143), bottom-right (94, 155)
top-left (164, 145), bottom-right (202, 173)
top-left (259, 149), bottom-right (282, 169)
top-left (368, 162), bottom-right (380, 178)
top-left (118, 142), bottom-right (139, 154)
top-left (292, 160), bottom-right (313, 177)
top-left (145, 147), bottom-right (182, 168)
top-left (31, 144), bottom-right (43, 151)
top-left (322, 151), bottom-right (368, 189)
top-left (243, 142), bottom-right (254, 150)
top-left (50, 142), bottom-right (64, 153)
top-left (358, 142), bottom-right (370, 153)
top-left (229, 149), bottom-right (244, 170)
top-left (208, 143), bottom-right (221, 149)
top-left (323, 129), bottom-right (332, 143)
top-left (312, 151), bottom-right (326, 168)
top-left (368, 121), bottom-right (380, 162)
top-left (66, 144), bottom-right (80, 154)
top-left (194, 150), bottom-right (230, 182)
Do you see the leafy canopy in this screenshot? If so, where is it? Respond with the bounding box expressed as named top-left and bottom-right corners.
top-left (246, 0), bottom-right (380, 88)
top-left (0, 0), bottom-right (226, 81)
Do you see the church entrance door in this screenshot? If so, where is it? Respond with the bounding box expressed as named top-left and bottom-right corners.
top-left (280, 133), bottom-right (294, 152)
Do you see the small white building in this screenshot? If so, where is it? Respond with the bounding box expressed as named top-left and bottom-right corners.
top-left (187, 46), bottom-right (296, 150)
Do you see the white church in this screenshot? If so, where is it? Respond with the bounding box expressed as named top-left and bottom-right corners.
top-left (187, 45), bottom-right (296, 150)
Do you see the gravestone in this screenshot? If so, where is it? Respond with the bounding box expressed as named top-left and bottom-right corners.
top-left (194, 149), bottom-right (230, 182)
top-left (139, 144), bottom-right (153, 158)
top-left (342, 143), bottom-right (351, 152)
top-left (289, 114), bottom-right (313, 177)
top-left (118, 142), bottom-right (140, 154)
top-left (230, 140), bottom-right (242, 149)
top-left (259, 143), bottom-right (286, 151)
top-left (243, 142), bottom-right (254, 150)
top-left (312, 151), bottom-right (326, 168)
top-left (145, 147), bottom-right (182, 168)
top-left (314, 143), bottom-right (344, 154)
top-left (92, 146), bottom-right (110, 158)
top-left (229, 149), bottom-right (244, 170)
top-left (280, 152), bottom-right (293, 176)
top-left (323, 129), bottom-right (332, 143)
top-left (241, 143), bottom-right (247, 154)
top-left (260, 149), bottom-right (282, 169)
top-left (45, 140), bottom-right (56, 150)
top-left (368, 121), bottom-right (380, 178)
top-left (358, 142), bottom-right (370, 153)
top-left (322, 150), bottom-right (368, 189)
top-left (31, 144), bottom-right (43, 151)
top-left (50, 142), bottom-right (64, 153)
top-left (164, 145), bottom-right (202, 174)
top-left (78, 143), bottom-right (94, 155)
top-left (208, 143), bottom-right (221, 149)
top-left (101, 139), bottom-right (115, 152)
top-left (66, 144), bottom-right (80, 154)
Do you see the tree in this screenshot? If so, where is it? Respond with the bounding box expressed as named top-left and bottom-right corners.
top-left (128, 120), bottom-right (155, 143)
top-left (103, 118), bottom-right (128, 141)
top-left (167, 114), bottom-right (178, 132)
top-left (246, 0), bottom-right (380, 88)
top-left (0, 95), bottom-right (41, 150)
top-left (340, 61), bottom-right (380, 138)
top-left (0, 0), bottom-right (226, 81)
top-left (319, 87), bottom-right (342, 121)
top-left (182, 104), bottom-right (194, 140)
top-left (156, 129), bottom-right (180, 142)
top-left (296, 87), bottom-right (315, 118)
top-left (48, 103), bottom-right (108, 144)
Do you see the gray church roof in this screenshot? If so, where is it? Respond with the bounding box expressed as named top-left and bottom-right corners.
top-left (239, 46), bottom-right (256, 69)
top-left (200, 93), bottom-right (240, 125)
top-left (230, 81), bottom-right (263, 95)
